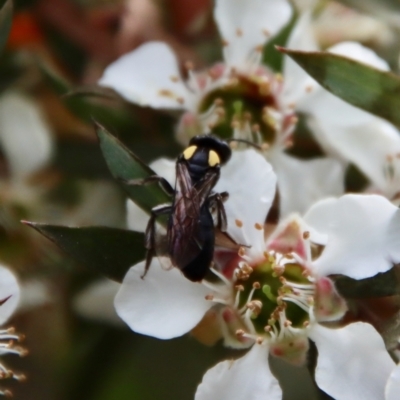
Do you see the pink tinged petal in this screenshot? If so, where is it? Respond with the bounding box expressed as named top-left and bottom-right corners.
top-left (0, 266), bottom-right (20, 325)
top-left (305, 194), bottom-right (398, 279)
top-left (214, 150), bottom-right (277, 258)
top-left (99, 42), bottom-right (192, 109)
top-left (195, 343), bottom-right (282, 400)
top-left (219, 307), bottom-right (254, 349)
top-left (0, 92), bottom-right (53, 180)
top-left (126, 158), bottom-right (175, 232)
top-left (114, 259), bottom-right (214, 339)
top-left (328, 41), bottom-right (390, 71)
top-left (270, 151), bottom-right (345, 217)
top-left (386, 364), bottom-right (400, 400)
top-left (314, 277), bottom-right (347, 322)
top-left (214, 0), bottom-right (292, 70)
top-left (270, 332), bottom-right (309, 366)
top-left (267, 215), bottom-right (309, 260)
top-left (309, 322), bottom-right (395, 400)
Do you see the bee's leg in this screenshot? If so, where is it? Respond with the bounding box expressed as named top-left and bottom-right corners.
top-left (121, 175), bottom-right (174, 197)
top-left (142, 204), bottom-right (172, 279)
top-left (208, 192), bottom-right (229, 232)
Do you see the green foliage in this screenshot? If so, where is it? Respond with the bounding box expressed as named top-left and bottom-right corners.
top-left (24, 223), bottom-right (145, 282)
top-left (263, 13), bottom-right (297, 72)
top-left (335, 266), bottom-right (400, 298)
top-left (96, 123), bottom-right (170, 216)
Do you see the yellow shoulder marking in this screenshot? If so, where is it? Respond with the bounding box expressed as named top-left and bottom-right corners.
top-left (208, 150), bottom-right (220, 167)
top-left (183, 145), bottom-right (197, 160)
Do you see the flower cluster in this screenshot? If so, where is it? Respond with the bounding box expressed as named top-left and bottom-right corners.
top-left (75, 0), bottom-right (400, 399)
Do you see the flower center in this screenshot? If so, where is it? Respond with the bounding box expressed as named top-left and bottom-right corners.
top-left (233, 252), bottom-right (313, 337)
top-left (197, 67), bottom-right (297, 148)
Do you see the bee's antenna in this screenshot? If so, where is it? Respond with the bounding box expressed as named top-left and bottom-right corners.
top-left (226, 138), bottom-right (267, 151)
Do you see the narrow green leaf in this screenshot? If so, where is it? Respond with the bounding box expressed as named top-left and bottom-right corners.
top-left (334, 266), bottom-right (400, 299)
top-left (0, 0), bottom-right (12, 55)
top-left (262, 13), bottom-right (297, 72)
top-left (24, 222), bottom-right (145, 282)
top-left (95, 122), bottom-right (170, 215)
top-left (280, 47), bottom-right (400, 127)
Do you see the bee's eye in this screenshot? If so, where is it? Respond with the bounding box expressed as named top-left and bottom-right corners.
top-left (208, 150), bottom-right (220, 167)
top-left (183, 145), bottom-right (197, 160)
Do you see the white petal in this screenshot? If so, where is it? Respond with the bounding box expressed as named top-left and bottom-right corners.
top-left (0, 91), bottom-right (53, 180)
top-left (386, 364), bottom-right (400, 400)
top-left (74, 279), bottom-right (123, 326)
top-left (282, 12), bottom-right (319, 105)
top-left (305, 194), bottom-right (398, 279)
top-left (214, 150), bottom-right (277, 258)
top-left (300, 86), bottom-right (375, 131)
top-left (0, 266), bottom-right (19, 325)
top-left (270, 151), bottom-right (345, 217)
top-left (114, 259), bottom-right (214, 339)
top-left (302, 197), bottom-right (335, 246)
top-left (195, 343), bottom-right (282, 400)
top-left (126, 158), bottom-right (176, 232)
top-left (328, 41), bottom-right (389, 71)
top-left (99, 42), bottom-right (192, 109)
top-left (313, 118), bottom-right (400, 196)
top-left (309, 322), bottom-right (395, 400)
top-left (215, 0), bottom-right (292, 69)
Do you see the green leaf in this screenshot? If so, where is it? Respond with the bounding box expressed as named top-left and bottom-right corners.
top-left (24, 222), bottom-right (145, 282)
top-left (0, 0), bottom-right (12, 55)
top-left (95, 122), bottom-right (170, 215)
top-left (334, 266), bottom-right (400, 299)
top-left (280, 47), bottom-right (400, 127)
top-left (262, 13), bottom-right (297, 72)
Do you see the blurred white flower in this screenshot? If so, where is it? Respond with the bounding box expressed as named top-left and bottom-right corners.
top-left (0, 91), bottom-right (53, 182)
top-left (0, 91), bottom-right (53, 214)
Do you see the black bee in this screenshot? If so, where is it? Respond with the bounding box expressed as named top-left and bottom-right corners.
top-left (132, 135), bottom-right (232, 282)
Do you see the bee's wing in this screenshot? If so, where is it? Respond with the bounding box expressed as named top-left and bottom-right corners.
top-left (168, 163), bottom-right (219, 269)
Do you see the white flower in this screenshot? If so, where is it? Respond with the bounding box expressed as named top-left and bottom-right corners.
top-left (0, 91), bottom-right (53, 182)
top-left (0, 91), bottom-right (53, 213)
top-left (112, 149), bottom-right (399, 399)
top-left (193, 162), bottom-right (400, 399)
top-left (0, 265), bottom-right (26, 395)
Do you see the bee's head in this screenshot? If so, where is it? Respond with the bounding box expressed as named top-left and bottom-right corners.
top-left (182, 135), bottom-right (232, 168)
